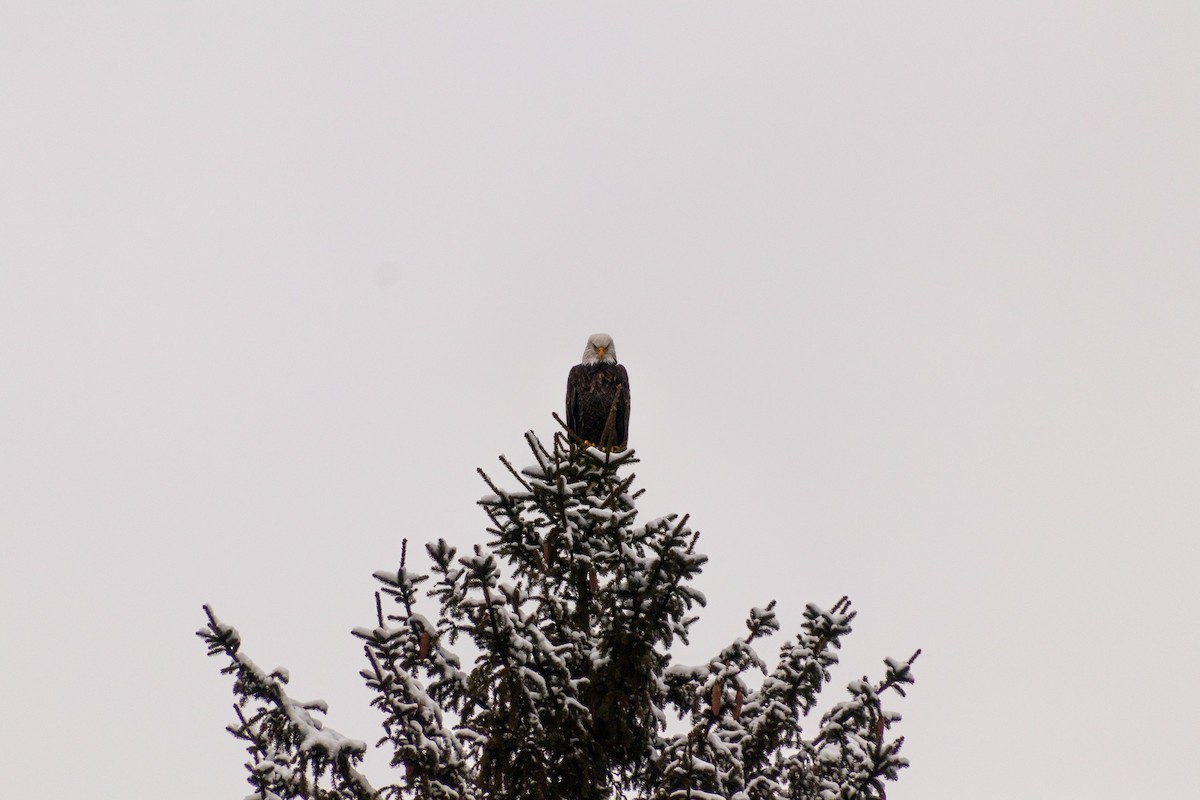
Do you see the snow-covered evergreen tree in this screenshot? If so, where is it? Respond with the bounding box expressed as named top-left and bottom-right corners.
top-left (199, 427), bottom-right (918, 800)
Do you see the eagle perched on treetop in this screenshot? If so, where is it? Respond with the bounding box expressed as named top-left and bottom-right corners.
top-left (566, 333), bottom-right (630, 450)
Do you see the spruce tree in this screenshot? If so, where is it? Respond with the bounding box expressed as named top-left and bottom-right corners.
top-left (199, 425), bottom-right (918, 799)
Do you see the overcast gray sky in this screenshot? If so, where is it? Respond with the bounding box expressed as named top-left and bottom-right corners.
top-left (2, 4), bottom-right (1198, 798)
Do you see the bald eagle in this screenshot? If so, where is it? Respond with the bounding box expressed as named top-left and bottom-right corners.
top-left (566, 333), bottom-right (630, 450)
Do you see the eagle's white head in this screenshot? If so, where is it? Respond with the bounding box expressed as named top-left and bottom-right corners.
top-left (581, 333), bottom-right (617, 365)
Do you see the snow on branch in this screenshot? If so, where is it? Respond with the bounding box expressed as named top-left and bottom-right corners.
top-left (198, 424), bottom-right (919, 800)
top-left (654, 596), bottom-right (917, 800)
top-left (197, 605), bottom-right (378, 800)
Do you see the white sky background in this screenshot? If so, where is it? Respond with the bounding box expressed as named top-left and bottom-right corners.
top-left (2, 3), bottom-right (1197, 797)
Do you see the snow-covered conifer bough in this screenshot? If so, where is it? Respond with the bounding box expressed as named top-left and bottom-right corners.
top-left (197, 334), bottom-right (919, 800)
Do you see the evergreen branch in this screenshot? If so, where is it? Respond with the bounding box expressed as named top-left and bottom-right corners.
top-left (199, 418), bottom-right (919, 800)
top-left (499, 454), bottom-right (534, 493)
top-left (198, 605), bottom-right (378, 800)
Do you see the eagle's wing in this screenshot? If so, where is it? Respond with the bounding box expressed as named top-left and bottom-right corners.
top-left (615, 364), bottom-right (630, 447)
top-left (566, 364), bottom-right (582, 437)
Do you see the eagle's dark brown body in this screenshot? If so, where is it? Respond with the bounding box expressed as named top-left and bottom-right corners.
top-left (566, 362), bottom-right (630, 449)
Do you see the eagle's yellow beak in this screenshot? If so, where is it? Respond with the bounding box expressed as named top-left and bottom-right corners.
top-left (596, 346), bottom-right (606, 359)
